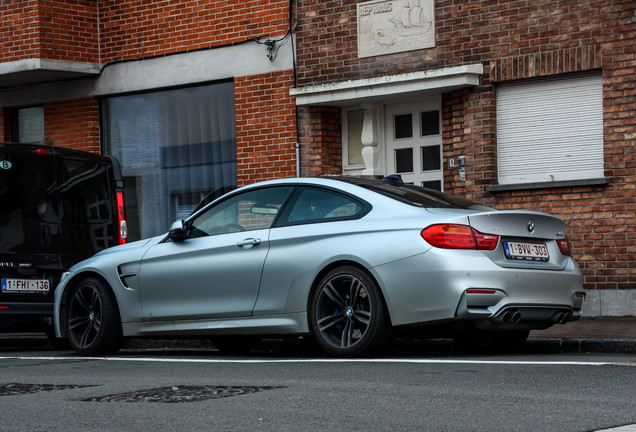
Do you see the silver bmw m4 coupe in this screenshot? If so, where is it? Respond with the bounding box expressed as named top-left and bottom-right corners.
top-left (54, 176), bottom-right (584, 357)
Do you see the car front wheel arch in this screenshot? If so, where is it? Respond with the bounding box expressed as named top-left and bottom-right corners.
top-left (58, 272), bottom-right (107, 337)
top-left (64, 275), bottom-right (124, 356)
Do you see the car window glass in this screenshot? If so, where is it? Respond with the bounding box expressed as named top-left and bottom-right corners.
top-left (187, 186), bottom-right (294, 238)
top-left (57, 159), bottom-right (112, 223)
top-left (0, 151), bottom-right (59, 224)
top-left (334, 177), bottom-right (493, 210)
top-left (286, 187), bottom-right (365, 224)
top-left (0, 150), bottom-right (59, 253)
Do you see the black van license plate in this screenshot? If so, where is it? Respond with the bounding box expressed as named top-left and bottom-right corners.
top-left (1, 279), bottom-right (50, 293)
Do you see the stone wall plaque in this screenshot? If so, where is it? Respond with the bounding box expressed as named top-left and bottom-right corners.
top-left (357, 0), bottom-right (435, 58)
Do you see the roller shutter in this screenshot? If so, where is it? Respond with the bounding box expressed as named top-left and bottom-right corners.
top-left (496, 73), bottom-right (603, 185)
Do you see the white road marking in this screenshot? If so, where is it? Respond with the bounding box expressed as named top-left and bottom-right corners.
top-left (0, 355), bottom-right (624, 366)
top-left (594, 426), bottom-right (636, 432)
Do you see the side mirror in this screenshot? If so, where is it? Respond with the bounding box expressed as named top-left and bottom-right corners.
top-left (167, 220), bottom-right (186, 242)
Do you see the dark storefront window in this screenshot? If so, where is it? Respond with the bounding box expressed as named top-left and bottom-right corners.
top-left (103, 82), bottom-right (236, 241)
top-left (9, 106), bottom-right (44, 143)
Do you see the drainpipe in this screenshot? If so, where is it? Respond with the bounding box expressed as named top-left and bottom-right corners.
top-left (290, 0), bottom-right (301, 177)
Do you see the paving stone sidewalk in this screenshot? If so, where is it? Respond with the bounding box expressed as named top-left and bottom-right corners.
top-left (529, 317), bottom-right (636, 340)
top-left (526, 317), bottom-right (636, 354)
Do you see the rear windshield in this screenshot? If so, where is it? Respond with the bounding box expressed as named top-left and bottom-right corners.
top-left (57, 158), bottom-right (113, 223)
top-left (333, 177), bottom-right (493, 210)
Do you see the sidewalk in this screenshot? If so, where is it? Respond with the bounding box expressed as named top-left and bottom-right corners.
top-left (529, 317), bottom-right (636, 340)
top-left (526, 317), bottom-right (636, 354)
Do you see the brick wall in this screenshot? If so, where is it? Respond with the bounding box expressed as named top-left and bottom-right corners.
top-left (235, 70), bottom-right (298, 185)
top-left (297, 106), bottom-right (342, 177)
top-left (99, 0), bottom-right (289, 61)
top-left (0, 0), bottom-right (40, 63)
top-left (295, 0), bottom-right (636, 290)
top-left (0, 109), bottom-right (9, 141)
top-left (0, 0), bottom-right (290, 64)
top-left (296, 1), bottom-right (634, 86)
top-left (44, 98), bottom-right (100, 152)
top-left (0, 0), bottom-right (99, 64)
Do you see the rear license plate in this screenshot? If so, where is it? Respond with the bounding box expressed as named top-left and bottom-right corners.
top-left (503, 241), bottom-right (549, 262)
top-left (1, 278), bottom-right (50, 294)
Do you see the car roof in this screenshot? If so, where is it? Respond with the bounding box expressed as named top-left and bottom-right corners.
top-left (228, 176), bottom-right (490, 211)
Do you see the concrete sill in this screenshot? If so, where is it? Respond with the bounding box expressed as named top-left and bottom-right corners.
top-left (486, 178), bottom-right (609, 192)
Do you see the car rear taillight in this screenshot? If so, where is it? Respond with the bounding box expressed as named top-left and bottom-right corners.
top-left (465, 289), bottom-right (497, 294)
top-left (557, 237), bottom-right (571, 256)
top-left (116, 191), bottom-right (128, 244)
top-left (421, 224), bottom-right (499, 250)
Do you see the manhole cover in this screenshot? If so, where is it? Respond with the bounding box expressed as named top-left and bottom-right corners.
top-left (81, 385), bottom-right (285, 403)
top-left (0, 383), bottom-right (94, 397)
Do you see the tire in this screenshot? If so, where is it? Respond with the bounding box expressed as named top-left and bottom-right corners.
top-left (310, 266), bottom-right (391, 357)
top-left (453, 330), bottom-right (530, 355)
top-left (66, 277), bottom-right (123, 356)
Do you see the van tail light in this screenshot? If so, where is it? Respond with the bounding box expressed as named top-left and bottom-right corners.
top-left (557, 237), bottom-right (572, 256)
top-left (421, 224), bottom-right (499, 250)
top-left (116, 191), bottom-right (128, 244)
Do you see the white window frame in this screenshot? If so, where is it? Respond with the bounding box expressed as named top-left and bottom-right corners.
top-left (342, 106), bottom-right (366, 173)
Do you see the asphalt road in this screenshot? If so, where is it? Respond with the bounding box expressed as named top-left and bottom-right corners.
top-left (1, 341), bottom-right (635, 432)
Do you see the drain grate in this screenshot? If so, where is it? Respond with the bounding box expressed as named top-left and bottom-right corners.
top-left (80, 385), bottom-right (285, 403)
top-left (0, 383), bottom-right (94, 397)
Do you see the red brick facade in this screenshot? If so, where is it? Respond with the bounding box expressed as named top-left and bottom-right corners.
top-left (1, 1), bottom-right (633, 295)
top-left (0, 109), bottom-right (9, 141)
top-left (0, 0), bottom-right (297, 178)
top-left (298, 106), bottom-right (343, 177)
top-left (0, 0), bottom-right (288, 65)
top-left (44, 98), bottom-right (100, 153)
top-left (235, 70), bottom-right (298, 185)
top-left (0, 0), bottom-right (99, 63)
top-left (294, 1), bottom-right (635, 291)
top-left (97, 1), bottom-right (288, 61)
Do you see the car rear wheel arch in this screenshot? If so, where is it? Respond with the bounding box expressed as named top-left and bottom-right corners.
top-left (308, 262), bottom-right (393, 356)
top-left (307, 261), bottom-right (391, 323)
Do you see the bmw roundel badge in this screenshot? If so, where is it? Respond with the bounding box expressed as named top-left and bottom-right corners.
top-left (527, 220), bottom-right (535, 233)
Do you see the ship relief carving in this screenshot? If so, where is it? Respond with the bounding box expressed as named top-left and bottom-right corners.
top-left (357, 0), bottom-right (435, 58)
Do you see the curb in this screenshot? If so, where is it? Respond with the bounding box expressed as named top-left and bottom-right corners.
top-left (524, 338), bottom-right (636, 355)
top-left (123, 337), bottom-right (636, 355)
top-left (2, 335), bottom-right (636, 355)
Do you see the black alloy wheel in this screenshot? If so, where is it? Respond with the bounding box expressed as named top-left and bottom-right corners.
top-left (67, 277), bottom-right (123, 356)
top-left (310, 266), bottom-right (391, 357)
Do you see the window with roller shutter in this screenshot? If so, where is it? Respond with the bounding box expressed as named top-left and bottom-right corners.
top-left (495, 73), bottom-right (604, 186)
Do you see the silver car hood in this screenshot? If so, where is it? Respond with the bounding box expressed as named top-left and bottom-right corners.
top-left (66, 236), bottom-right (163, 273)
top-left (93, 236), bottom-right (161, 257)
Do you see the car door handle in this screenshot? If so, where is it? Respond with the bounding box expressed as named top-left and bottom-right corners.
top-left (236, 238), bottom-right (261, 248)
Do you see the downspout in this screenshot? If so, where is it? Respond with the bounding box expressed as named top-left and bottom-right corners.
top-left (97, 0), bottom-right (101, 65)
top-left (290, 0), bottom-right (301, 177)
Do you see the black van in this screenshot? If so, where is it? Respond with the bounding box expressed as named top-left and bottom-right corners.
top-left (0, 142), bottom-right (127, 339)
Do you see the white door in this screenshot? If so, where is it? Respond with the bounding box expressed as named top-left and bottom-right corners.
top-left (385, 98), bottom-right (443, 190)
